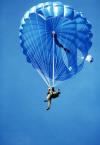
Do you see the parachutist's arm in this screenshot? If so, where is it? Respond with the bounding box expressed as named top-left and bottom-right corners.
top-left (54, 34), bottom-right (70, 53)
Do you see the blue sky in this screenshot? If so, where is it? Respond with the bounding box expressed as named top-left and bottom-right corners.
top-left (0, 0), bottom-right (100, 145)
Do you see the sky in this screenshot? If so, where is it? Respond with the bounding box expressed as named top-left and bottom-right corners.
top-left (0, 0), bottom-right (100, 145)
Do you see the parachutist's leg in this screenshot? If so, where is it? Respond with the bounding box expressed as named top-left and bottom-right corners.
top-left (47, 94), bottom-right (51, 100)
top-left (44, 94), bottom-right (51, 102)
top-left (46, 99), bottom-right (51, 110)
top-left (46, 108), bottom-right (50, 110)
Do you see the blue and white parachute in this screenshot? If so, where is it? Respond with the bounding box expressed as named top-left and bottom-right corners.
top-left (19, 1), bottom-right (93, 87)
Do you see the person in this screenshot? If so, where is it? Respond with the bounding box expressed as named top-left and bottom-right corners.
top-left (44, 86), bottom-right (60, 110)
top-left (52, 31), bottom-right (70, 53)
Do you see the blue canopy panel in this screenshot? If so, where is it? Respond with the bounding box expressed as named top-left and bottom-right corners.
top-left (19, 1), bottom-right (93, 86)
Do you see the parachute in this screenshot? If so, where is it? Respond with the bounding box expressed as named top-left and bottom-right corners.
top-left (19, 1), bottom-right (93, 87)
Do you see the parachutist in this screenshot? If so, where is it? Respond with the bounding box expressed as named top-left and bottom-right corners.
top-left (53, 33), bottom-right (70, 53)
top-left (44, 87), bottom-right (60, 110)
top-left (20, 2), bottom-right (93, 110)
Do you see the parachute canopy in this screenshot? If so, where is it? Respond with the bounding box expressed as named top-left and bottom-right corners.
top-left (19, 1), bottom-right (93, 87)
